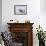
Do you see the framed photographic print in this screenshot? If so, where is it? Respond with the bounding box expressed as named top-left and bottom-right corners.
top-left (14, 5), bottom-right (27, 15)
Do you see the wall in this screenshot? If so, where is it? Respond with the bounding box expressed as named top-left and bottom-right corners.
top-left (2, 0), bottom-right (40, 30)
top-left (40, 0), bottom-right (46, 13)
top-left (40, 0), bottom-right (46, 31)
top-left (2, 0), bottom-right (46, 46)
top-left (0, 0), bottom-right (2, 32)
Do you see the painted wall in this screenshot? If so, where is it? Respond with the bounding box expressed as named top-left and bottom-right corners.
top-left (2, 0), bottom-right (46, 46)
top-left (2, 0), bottom-right (40, 31)
top-left (40, 0), bottom-right (46, 13)
top-left (40, 0), bottom-right (46, 31)
top-left (0, 0), bottom-right (2, 32)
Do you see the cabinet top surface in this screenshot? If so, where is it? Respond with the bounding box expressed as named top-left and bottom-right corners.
top-left (7, 23), bottom-right (34, 25)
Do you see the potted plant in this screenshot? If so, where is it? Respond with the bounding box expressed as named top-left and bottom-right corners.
top-left (36, 25), bottom-right (45, 46)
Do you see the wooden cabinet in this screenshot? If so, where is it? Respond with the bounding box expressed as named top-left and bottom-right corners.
top-left (7, 23), bottom-right (34, 46)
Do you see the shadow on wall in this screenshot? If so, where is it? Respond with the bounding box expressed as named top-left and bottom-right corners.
top-left (0, 0), bottom-right (2, 32)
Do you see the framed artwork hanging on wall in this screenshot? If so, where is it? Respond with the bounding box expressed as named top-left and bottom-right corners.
top-left (14, 5), bottom-right (27, 15)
